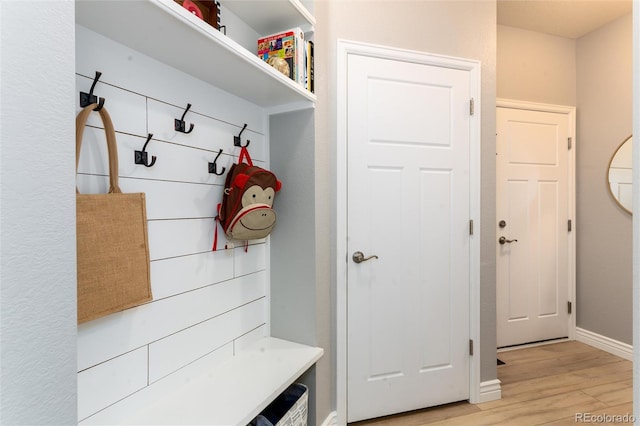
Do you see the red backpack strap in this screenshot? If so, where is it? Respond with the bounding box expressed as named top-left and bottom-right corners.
top-left (212, 221), bottom-right (219, 251)
top-left (238, 146), bottom-right (253, 167)
top-left (212, 203), bottom-right (222, 251)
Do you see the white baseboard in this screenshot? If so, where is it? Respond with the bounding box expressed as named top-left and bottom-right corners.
top-left (576, 327), bottom-right (633, 361)
top-left (329, 381), bottom-right (500, 423)
top-left (478, 379), bottom-right (502, 403)
top-left (321, 411), bottom-right (338, 426)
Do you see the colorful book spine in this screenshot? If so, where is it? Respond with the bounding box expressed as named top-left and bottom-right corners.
top-left (307, 40), bottom-right (314, 93)
top-left (257, 28), bottom-right (305, 86)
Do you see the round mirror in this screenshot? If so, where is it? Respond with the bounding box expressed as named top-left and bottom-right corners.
top-left (607, 135), bottom-right (633, 214)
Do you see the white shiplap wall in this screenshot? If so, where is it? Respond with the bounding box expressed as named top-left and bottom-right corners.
top-left (75, 25), bottom-right (270, 422)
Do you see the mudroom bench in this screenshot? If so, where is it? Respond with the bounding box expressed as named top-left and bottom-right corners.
top-left (80, 337), bottom-right (323, 425)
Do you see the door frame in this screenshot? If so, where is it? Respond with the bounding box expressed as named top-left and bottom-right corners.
top-left (496, 98), bottom-right (577, 346)
top-left (335, 39), bottom-right (482, 424)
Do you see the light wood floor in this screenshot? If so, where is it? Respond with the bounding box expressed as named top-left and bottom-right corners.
top-left (351, 341), bottom-right (633, 425)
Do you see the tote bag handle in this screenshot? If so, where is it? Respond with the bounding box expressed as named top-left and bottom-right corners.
top-left (76, 104), bottom-right (122, 194)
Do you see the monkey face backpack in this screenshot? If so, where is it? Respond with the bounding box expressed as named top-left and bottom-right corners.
top-left (213, 146), bottom-right (282, 250)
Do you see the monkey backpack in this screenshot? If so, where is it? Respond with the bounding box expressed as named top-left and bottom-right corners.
top-left (213, 146), bottom-right (281, 250)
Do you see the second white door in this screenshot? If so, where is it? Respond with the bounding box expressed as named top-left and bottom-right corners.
top-left (496, 105), bottom-right (574, 348)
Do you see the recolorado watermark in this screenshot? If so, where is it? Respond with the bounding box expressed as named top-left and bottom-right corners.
top-left (575, 412), bottom-right (635, 423)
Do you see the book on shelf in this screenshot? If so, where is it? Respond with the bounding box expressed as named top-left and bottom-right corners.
top-left (306, 40), bottom-right (314, 94)
top-left (257, 28), bottom-right (305, 87)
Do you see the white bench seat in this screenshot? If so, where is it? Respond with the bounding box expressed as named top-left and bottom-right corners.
top-left (81, 337), bottom-right (323, 425)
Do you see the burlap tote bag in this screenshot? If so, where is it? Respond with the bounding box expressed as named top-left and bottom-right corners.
top-left (76, 104), bottom-right (152, 323)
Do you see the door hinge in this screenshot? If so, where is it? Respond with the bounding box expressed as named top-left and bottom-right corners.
top-left (568, 301), bottom-right (572, 315)
top-left (568, 219), bottom-right (572, 232)
top-left (568, 137), bottom-right (572, 150)
top-left (469, 339), bottom-right (474, 356)
top-left (469, 219), bottom-right (474, 235)
top-left (470, 98), bottom-right (475, 116)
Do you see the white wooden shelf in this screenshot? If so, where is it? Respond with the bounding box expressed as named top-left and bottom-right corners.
top-left (75, 0), bottom-right (316, 108)
top-left (81, 337), bottom-right (323, 425)
top-left (222, 0), bottom-right (316, 35)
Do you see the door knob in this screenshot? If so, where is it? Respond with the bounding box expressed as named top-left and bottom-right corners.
top-left (352, 251), bottom-right (379, 263)
top-left (498, 236), bottom-right (518, 245)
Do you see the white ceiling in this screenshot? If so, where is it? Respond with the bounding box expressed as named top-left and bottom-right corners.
top-left (497, 0), bottom-right (633, 39)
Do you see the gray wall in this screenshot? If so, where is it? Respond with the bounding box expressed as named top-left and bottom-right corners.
top-left (0, 2), bottom-right (77, 424)
top-left (315, 1), bottom-right (498, 405)
top-left (497, 15), bottom-right (633, 345)
top-left (497, 25), bottom-right (576, 105)
top-left (576, 14), bottom-right (633, 344)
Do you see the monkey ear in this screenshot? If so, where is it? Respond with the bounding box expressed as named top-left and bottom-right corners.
top-left (233, 174), bottom-right (250, 188)
top-left (275, 180), bottom-right (282, 192)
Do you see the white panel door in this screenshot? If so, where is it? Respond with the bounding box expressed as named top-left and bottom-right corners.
top-left (347, 53), bottom-right (471, 422)
top-left (496, 107), bottom-right (571, 348)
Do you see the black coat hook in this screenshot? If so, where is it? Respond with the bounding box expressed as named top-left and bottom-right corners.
top-left (233, 123), bottom-right (250, 147)
top-left (175, 103), bottom-right (195, 134)
top-left (135, 134), bottom-right (157, 167)
top-left (80, 71), bottom-right (105, 111)
top-left (208, 149), bottom-right (226, 175)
